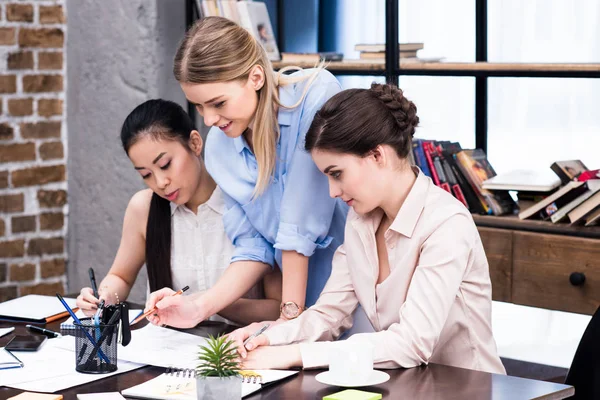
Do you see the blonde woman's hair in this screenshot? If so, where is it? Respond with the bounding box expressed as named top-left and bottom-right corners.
top-left (174, 16), bottom-right (322, 196)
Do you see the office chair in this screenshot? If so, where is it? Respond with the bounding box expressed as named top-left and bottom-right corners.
top-left (564, 305), bottom-right (600, 399)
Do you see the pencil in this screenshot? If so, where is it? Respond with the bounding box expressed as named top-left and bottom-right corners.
top-left (131, 285), bottom-right (189, 325)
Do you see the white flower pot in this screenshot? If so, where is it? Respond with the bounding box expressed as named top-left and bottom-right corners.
top-left (196, 375), bottom-right (242, 400)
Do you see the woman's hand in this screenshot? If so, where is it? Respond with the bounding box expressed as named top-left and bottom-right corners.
top-left (76, 287), bottom-right (101, 316)
top-left (228, 318), bottom-right (290, 358)
top-left (241, 345), bottom-right (302, 370)
top-left (144, 288), bottom-right (205, 328)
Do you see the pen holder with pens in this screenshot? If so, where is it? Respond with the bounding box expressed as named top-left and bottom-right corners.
top-left (74, 318), bottom-right (118, 374)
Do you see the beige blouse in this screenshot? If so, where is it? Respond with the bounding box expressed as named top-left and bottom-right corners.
top-left (264, 169), bottom-right (506, 374)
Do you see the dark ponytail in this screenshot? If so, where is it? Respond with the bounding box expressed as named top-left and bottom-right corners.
top-left (120, 99), bottom-right (195, 292)
top-left (305, 82), bottom-right (419, 158)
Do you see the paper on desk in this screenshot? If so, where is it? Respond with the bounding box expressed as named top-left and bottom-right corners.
top-left (0, 295), bottom-right (77, 322)
top-left (116, 324), bottom-right (208, 369)
top-left (2, 336), bottom-right (145, 392)
top-left (0, 327), bottom-right (15, 338)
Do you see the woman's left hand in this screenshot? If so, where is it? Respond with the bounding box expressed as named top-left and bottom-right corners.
top-left (241, 344), bottom-right (302, 370)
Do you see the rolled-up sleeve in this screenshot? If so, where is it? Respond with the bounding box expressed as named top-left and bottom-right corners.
top-left (222, 190), bottom-right (275, 268)
top-left (274, 77), bottom-right (342, 256)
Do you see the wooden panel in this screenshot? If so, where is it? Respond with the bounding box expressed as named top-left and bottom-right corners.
top-left (513, 231), bottom-right (600, 315)
top-left (478, 227), bottom-right (512, 302)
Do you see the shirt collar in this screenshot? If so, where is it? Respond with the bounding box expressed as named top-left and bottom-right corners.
top-left (350, 167), bottom-right (429, 238)
top-left (169, 186), bottom-right (226, 216)
top-left (388, 167), bottom-right (429, 238)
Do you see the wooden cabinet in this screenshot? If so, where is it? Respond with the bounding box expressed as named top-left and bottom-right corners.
top-left (475, 215), bottom-right (600, 315)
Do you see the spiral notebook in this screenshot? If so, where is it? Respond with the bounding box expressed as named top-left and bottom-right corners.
top-left (121, 368), bottom-right (298, 399)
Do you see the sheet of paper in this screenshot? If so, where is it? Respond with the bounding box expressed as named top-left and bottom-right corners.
top-left (0, 295), bottom-right (77, 321)
top-left (116, 324), bottom-right (208, 369)
top-left (0, 327), bottom-right (15, 338)
top-left (2, 336), bottom-right (145, 392)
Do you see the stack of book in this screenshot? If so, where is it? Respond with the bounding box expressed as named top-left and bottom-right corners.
top-left (505, 160), bottom-right (600, 226)
top-left (412, 140), bottom-right (516, 216)
top-left (355, 43), bottom-right (424, 62)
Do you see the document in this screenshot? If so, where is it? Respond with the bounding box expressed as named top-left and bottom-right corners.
top-left (0, 295), bottom-right (77, 323)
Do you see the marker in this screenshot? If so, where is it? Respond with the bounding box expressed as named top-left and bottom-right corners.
top-left (88, 268), bottom-right (99, 298)
top-left (26, 324), bottom-right (62, 338)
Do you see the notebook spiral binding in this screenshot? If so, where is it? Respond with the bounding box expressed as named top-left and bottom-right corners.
top-left (165, 367), bottom-right (263, 384)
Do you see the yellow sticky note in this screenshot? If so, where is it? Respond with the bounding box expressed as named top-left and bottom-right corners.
top-left (8, 393), bottom-right (63, 400)
top-left (323, 389), bottom-right (382, 400)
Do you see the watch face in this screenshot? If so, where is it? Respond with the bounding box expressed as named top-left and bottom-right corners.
top-left (282, 302), bottom-right (300, 319)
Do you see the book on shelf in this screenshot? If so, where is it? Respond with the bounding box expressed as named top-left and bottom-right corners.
top-left (454, 149), bottom-right (516, 216)
top-left (584, 205), bottom-right (600, 226)
top-left (482, 169), bottom-right (561, 192)
top-left (354, 43), bottom-right (424, 52)
top-left (549, 180), bottom-right (600, 223)
top-left (236, 1), bottom-right (280, 61)
top-left (280, 52), bottom-right (343, 63)
top-left (518, 180), bottom-right (587, 220)
top-left (358, 50), bottom-right (418, 59)
top-left (575, 168), bottom-right (600, 182)
top-left (567, 185), bottom-right (600, 224)
top-left (550, 159), bottom-right (588, 184)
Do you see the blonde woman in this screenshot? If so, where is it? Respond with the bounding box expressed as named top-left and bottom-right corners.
top-left (144, 17), bottom-right (349, 329)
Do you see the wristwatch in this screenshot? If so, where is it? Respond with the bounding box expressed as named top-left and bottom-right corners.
top-left (280, 301), bottom-right (305, 320)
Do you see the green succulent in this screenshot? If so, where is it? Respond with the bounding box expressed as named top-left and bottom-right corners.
top-left (196, 334), bottom-right (241, 378)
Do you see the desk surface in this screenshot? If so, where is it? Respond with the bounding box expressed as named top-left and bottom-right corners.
top-left (0, 317), bottom-right (574, 400)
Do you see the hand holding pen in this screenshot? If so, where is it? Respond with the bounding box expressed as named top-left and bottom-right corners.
top-left (133, 285), bottom-right (190, 326)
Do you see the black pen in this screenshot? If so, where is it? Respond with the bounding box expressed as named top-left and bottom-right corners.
top-left (88, 267), bottom-right (99, 298)
top-left (26, 324), bottom-right (62, 338)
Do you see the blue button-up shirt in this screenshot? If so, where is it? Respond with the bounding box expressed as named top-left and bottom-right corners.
top-left (205, 69), bottom-right (349, 306)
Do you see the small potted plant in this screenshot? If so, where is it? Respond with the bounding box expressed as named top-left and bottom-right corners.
top-left (196, 334), bottom-right (242, 399)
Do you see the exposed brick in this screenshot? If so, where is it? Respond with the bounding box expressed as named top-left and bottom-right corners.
top-left (18, 28), bottom-right (64, 48)
top-left (40, 5), bottom-right (65, 24)
top-left (23, 75), bottom-right (63, 93)
top-left (0, 75), bottom-right (17, 94)
top-left (6, 4), bottom-right (33, 22)
top-left (0, 143), bottom-right (36, 163)
top-left (27, 237), bottom-right (63, 255)
top-left (0, 172), bottom-right (8, 189)
top-left (39, 141), bottom-right (63, 160)
top-left (11, 215), bottom-right (36, 233)
top-left (0, 124), bottom-right (14, 140)
top-left (40, 212), bottom-right (63, 230)
top-left (38, 52), bottom-right (63, 70)
top-left (0, 286), bottom-right (17, 302)
top-left (37, 189), bottom-right (66, 208)
top-left (20, 121), bottom-right (61, 139)
top-left (21, 281), bottom-right (64, 296)
top-left (7, 51), bottom-right (34, 70)
top-left (0, 193), bottom-right (24, 213)
top-left (38, 99), bottom-right (63, 117)
top-left (0, 27), bottom-right (16, 45)
top-left (7, 98), bottom-right (33, 116)
top-left (10, 263), bottom-right (35, 281)
top-left (41, 258), bottom-right (65, 278)
top-left (0, 263), bottom-right (6, 282)
top-left (11, 165), bottom-right (66, 187)
top-left (0, 239), bottom-right (25, 257)
top-left (0, 219), bottom-right (4, 237)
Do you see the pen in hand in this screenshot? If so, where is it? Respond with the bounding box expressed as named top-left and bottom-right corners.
top-left (243, 323), bottom-right (270, 347)
top-left (88, 267), bottom-right (99, 299)
top-left (26, 324), bottom-right (62, 338)
top-left (131, 285), bottom-right (190, 325)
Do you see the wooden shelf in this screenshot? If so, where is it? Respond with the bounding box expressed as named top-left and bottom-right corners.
top-left (473, 214), bottom-right (600, 239)
top-left (272, 60), bottom-right (600, 77)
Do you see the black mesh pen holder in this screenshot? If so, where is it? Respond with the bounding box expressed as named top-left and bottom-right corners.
top-left (74, 318), bottom-right (118, 374)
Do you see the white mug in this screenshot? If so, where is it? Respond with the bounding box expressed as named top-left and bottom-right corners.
top-left (328, 340), bottom-right (374, 384)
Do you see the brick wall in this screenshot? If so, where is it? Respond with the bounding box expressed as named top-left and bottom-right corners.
top-left (0, 1), bottom-right (66, 301)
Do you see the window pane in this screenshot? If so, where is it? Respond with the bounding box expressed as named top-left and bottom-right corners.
top-left (488, 0), bottom-right (600, 63)
top-left (488, 78), bottom-right (600, 174)
top-left (334, 0), bottom-right (475, 62)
